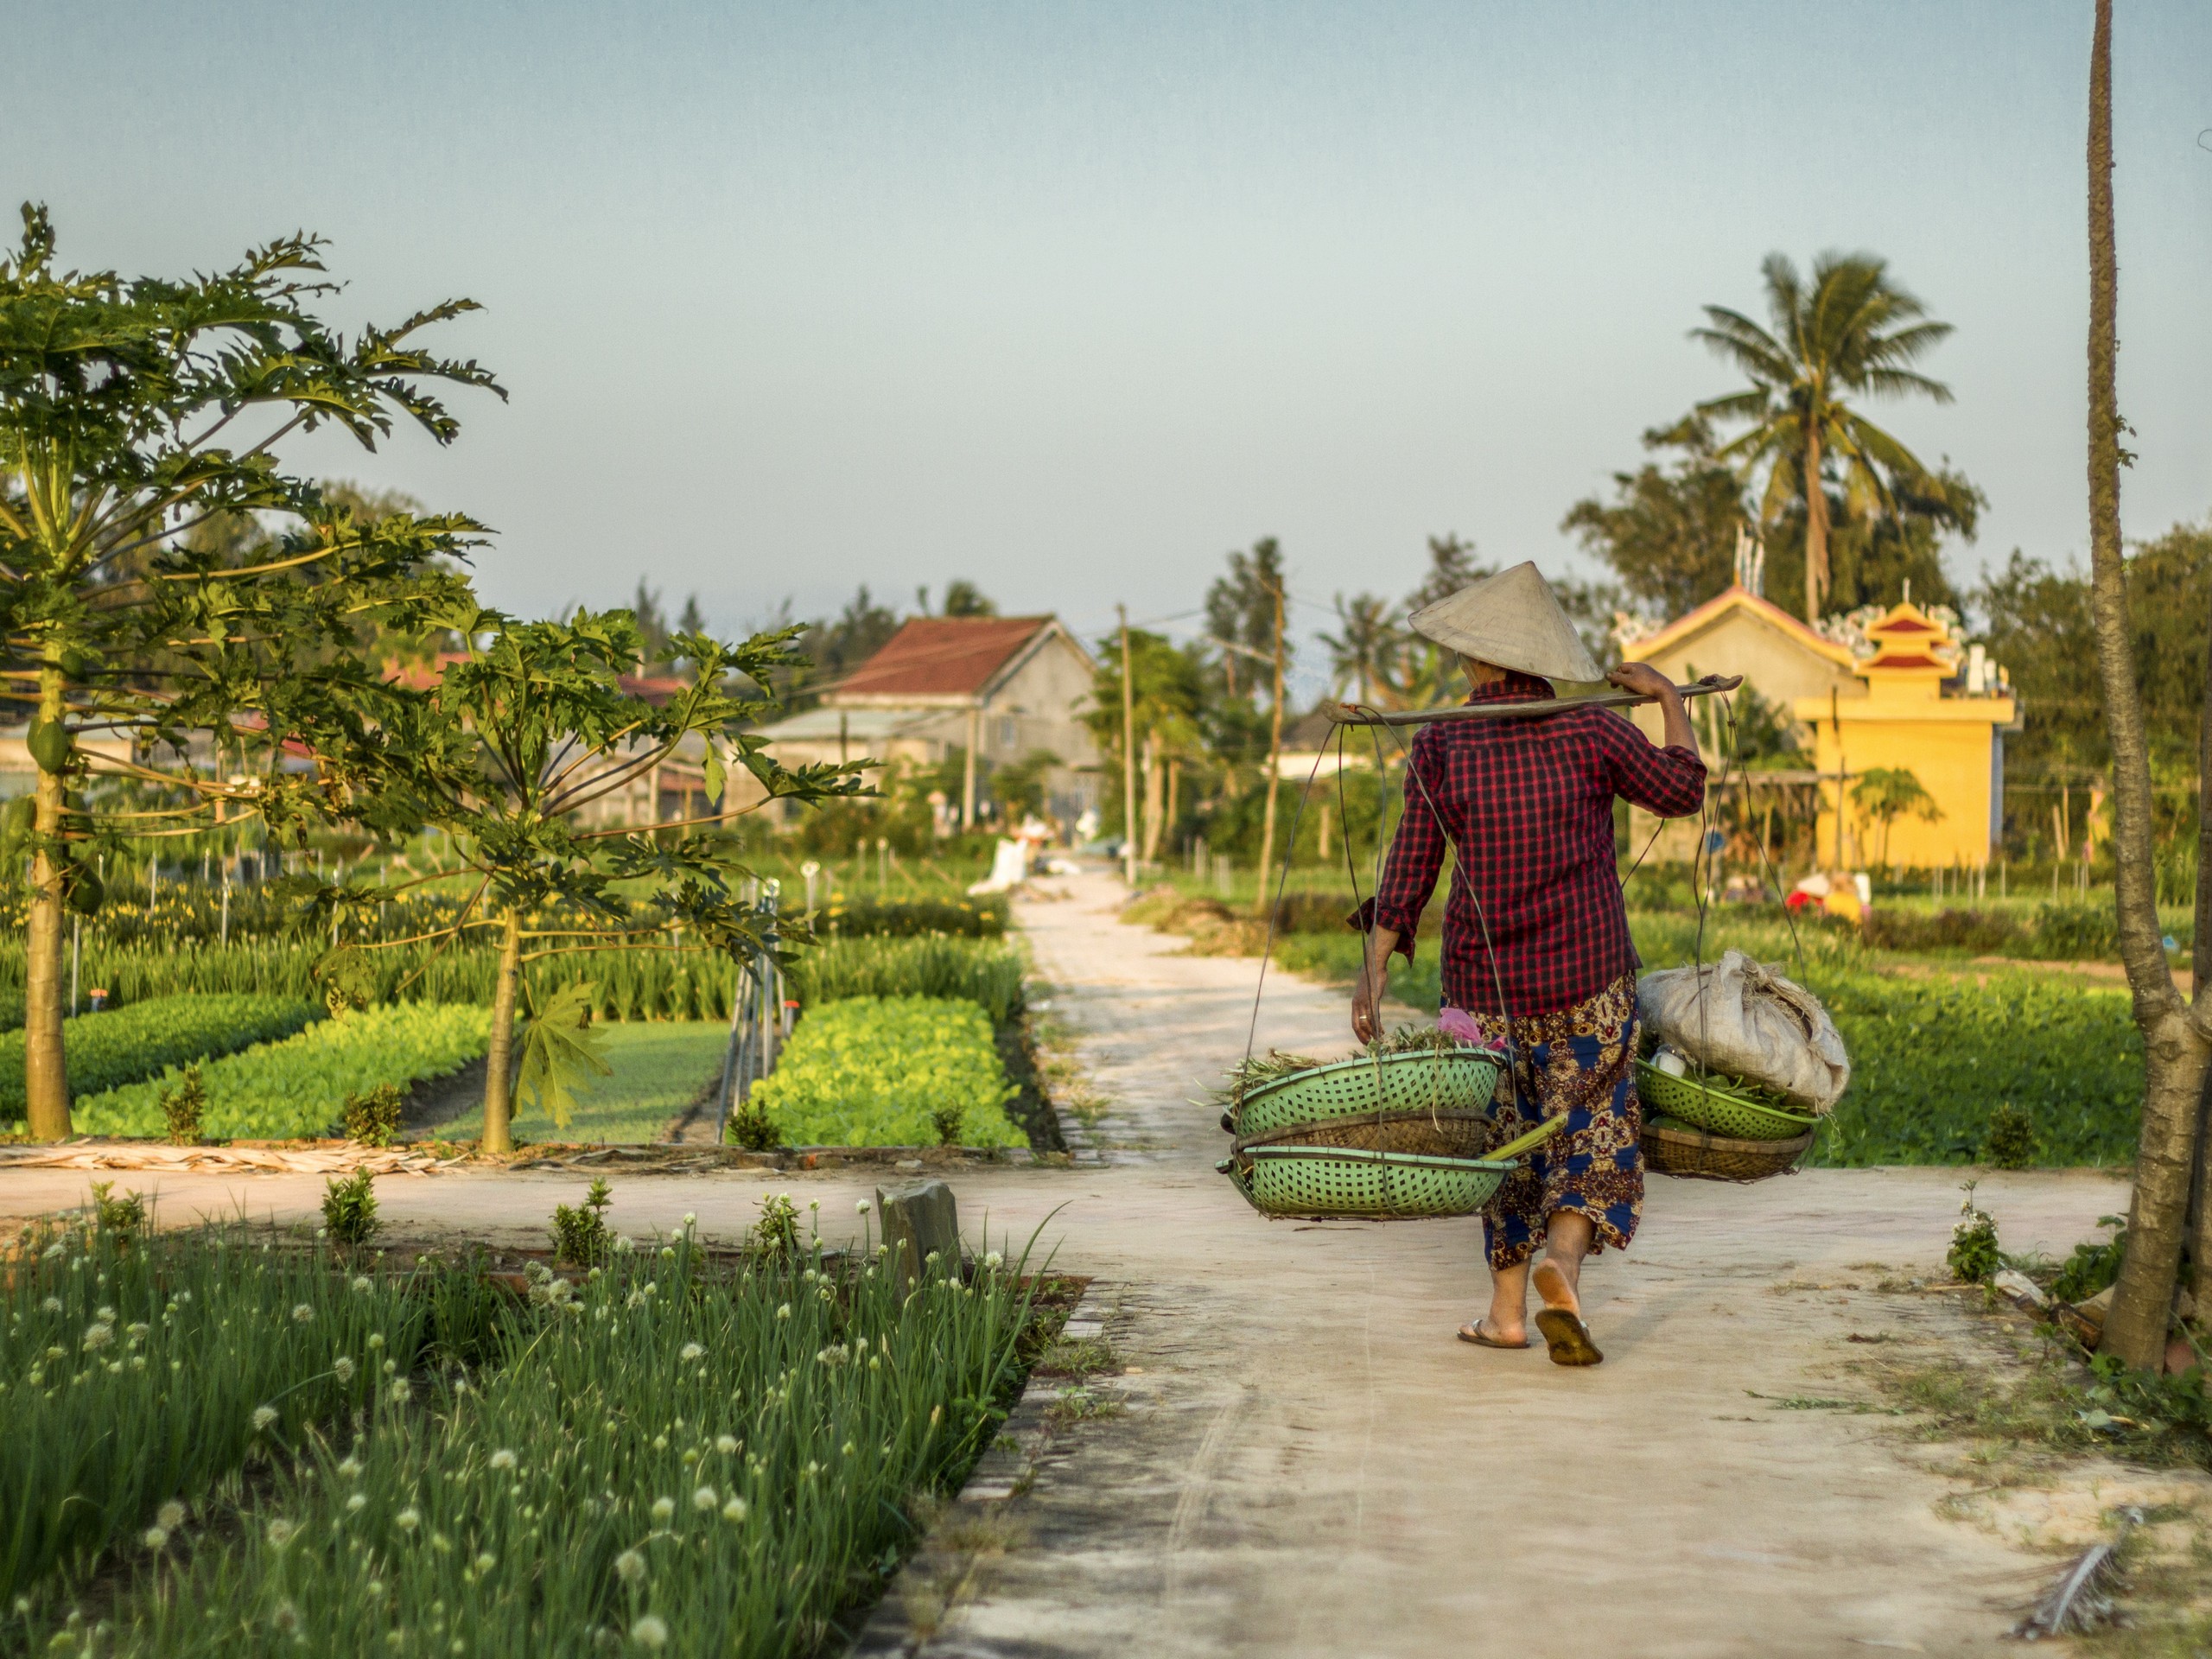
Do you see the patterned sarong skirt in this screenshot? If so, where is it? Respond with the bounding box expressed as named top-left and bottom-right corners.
top-left (1443, 973), bottom-right (1643, 1273)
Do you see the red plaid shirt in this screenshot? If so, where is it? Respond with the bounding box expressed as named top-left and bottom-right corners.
top-left (1364, 672), bottom-right (1706, 1017)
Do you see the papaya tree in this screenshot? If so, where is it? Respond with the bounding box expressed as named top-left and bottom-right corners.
top-left (0, 203), bottom-right (500, 1139)
top-left (313, 603), bottom-right (862, 1154)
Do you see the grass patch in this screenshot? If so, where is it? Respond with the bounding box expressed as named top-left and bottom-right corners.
top-left (436, 1022), bottom-right (731, 1146)
top-left (72, 1004), bottom-right (491, 1140)
top-left (742, 995), bottom-right (1025, 1149)
top-left (20, 1225), bottom-right (1041, 1656)
top-left (0, 995), bottom-right (321, 1124)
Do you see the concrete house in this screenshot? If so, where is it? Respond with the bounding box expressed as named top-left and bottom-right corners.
top-left (753, 615), bottom-right (1102, 828)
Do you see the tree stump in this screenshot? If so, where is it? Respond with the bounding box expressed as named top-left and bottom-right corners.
top-left (875, 1179), bottom-right (960, 1291)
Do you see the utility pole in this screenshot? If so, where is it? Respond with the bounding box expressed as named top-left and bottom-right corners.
top-left (1119, 605), bottom-right (1138, 887)
top-left (1252, 575), bottom-right (1287, 916)
top-left (963, 704), bottom-right (979, 830)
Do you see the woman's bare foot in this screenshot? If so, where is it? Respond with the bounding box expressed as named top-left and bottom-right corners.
top-left (1456, 1318), bottom-right (1529, 1350)
top-left (1531, 1255), bottom-right (1580, 1315)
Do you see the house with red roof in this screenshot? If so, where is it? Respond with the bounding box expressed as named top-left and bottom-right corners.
top-left (753, 614), bottom-right (1100, 829)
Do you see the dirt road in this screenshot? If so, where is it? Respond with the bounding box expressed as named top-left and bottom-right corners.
top-left (0, 870), bottom-right (2152, 1656)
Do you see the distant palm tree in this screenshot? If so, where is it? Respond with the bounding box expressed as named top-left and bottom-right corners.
top-left (1694, 253), bottom-right (1957, 624)
top-left (1320, 592), bottom-right (1402, 706)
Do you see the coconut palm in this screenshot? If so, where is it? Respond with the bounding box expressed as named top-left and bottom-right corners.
top-left (1693, 252), bottom-right (1957, 624)
top-left (1319, 592), bottom-right (1402, 707)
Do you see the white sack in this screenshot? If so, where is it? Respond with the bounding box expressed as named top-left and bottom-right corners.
top-left (1636, 950), bottom-right (1850, 1112)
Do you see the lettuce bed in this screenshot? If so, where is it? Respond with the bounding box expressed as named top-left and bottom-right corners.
top-left (73, 1003), bottom-right (492, 1140)
top-left (0, 995), bottom-right (321, 1122)
top-left (746, 994), bottom-right (1024, 1147)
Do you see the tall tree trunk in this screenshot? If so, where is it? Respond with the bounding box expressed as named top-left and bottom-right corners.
top-left (1802, 424), bottom-right (1829, 625)
top-left (1252, 583), bottom-right (1287, 916)
top-left (2084, 0), bottom-right (2212, 1369)
top-left (22, 655), bottom-right (72, 1141)
top-left (1140, 733), bottom-right (1165, 864)
top-left (1118, 607), bottom-right (1138, 887)
top-left (480, 907), bottom-right (524, 1154)
top-left (2184, 545), bottom-right (2212, 1294)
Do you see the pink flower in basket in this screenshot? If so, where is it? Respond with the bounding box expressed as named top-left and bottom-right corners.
top-left (1435, 1007), bottom-right (1483, 1045)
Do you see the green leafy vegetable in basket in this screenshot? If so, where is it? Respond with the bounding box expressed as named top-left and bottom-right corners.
top-left (1211, 1025), bottom-right (1484, 1108)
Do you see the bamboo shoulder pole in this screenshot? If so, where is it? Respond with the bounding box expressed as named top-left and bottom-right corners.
top-left (1323, 674), bottom-right (1742, 728)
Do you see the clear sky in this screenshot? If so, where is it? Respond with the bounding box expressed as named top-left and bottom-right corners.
top-left (13, 1), bottom-right (2210, 669)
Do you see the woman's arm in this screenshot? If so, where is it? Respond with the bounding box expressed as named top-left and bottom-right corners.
top-left (1599, 663), bottom-right (1708, 818)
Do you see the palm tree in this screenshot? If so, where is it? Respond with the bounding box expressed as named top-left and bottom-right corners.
top-left (1319, 592), bottom-right (1402, 706)
top-left (1693, 253), bottom-right (1957, 624)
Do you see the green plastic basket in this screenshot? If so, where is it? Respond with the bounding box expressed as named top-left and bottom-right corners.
top-left (1634, 1059), bottom-right (1817, 1141)
top-left (1232, 1047), bottom-right (1503, 1139)
top-left (1217, 1147), bottom-right (1512, 1220)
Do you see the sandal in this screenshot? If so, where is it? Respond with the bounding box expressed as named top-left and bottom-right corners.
top-left (1456, 1319), bottom-right (1529, 1351)
top-left (1531, 1259), bottom-right (1603, 1366)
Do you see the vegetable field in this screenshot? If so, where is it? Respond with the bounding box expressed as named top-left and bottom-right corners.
top-left (747, 995), bottom-right (1026, 1148)
top-left (73, 1004), bottom-right (493, 1141)
top-left (0, 995), bottom-right (321, 1123)
top-left (435, 1022), bottom-right (731, 1146)
top-left (8, 1209), bottom-right (1045, 1656)
top-left (785, 935), bottom-right (1025, 1022)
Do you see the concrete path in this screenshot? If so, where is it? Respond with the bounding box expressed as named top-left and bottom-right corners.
top-left (0, 871), bottom-right (2142, 1656)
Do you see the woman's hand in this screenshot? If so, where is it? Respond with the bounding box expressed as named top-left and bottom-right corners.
top-left (1351, 925), bottom-right (1401, 1043)
top-left (1605, 662), bottom-right (1675, 700)
top-left (1607, 663), bottom-right (1698, 756)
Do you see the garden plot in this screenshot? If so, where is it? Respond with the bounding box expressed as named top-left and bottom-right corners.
top-left (71, 1004), bottom-right (492, 1141)
top-left (0, 995), bottom-right (321, 1123)
top-left (7, 1205), bottom-right (1045, 1658)
top-left (744, 995), bottom-right (1026, 1149)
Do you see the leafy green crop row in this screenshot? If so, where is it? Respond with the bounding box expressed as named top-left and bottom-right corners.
top-left (786, 934), bottom-right (1025, 1023)
top-left (20, 1222), bottom-right (1039, 1657)
top-left (0, 941), bottom-right (747, 1024)
top-left (73, 1004), bottom-right (493, 1141)
top-left (0, 995), bottom-right (321, 1122)
top-left (746, 995), bottom-right (1025, 1148)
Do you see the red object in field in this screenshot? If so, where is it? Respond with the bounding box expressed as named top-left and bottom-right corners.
top-left (1783, 890), bottom-right (1817, 912)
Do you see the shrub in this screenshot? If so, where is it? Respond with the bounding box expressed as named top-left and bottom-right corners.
top-left (321, 1170), bottom-right (379, 1246)
top-left (728, 1096), bottom-right (777, 1152)
top-left (749, 1191), bottom-right (803, 1259)
top-left (743, 995), bottom-right (1023, 1148)
top-left (88, 1179), bottom-right (146, 1232)
top-left (550, 1177), bottom-right (615, 1267)
top-left (1981, 1103), bottom-right (2038, 1169)
top-left (158, 1065), bottom-right (206, 1146)
top-left (1863, 907), bottom-right (2020, 952)
top-left (1948, 1183), bottom-right (2001, 1284)
top-left (2051, 1216), bottom-right (2128, 1304)
top-left (2033, 901), bottom-right (2120, 961)
top-left (341, 1082), bottom-right (406, 1147)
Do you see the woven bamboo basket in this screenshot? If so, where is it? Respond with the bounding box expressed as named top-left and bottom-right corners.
top-left (1217, 1147), bottom-right (1513, 1220)
top-left (1230, 1047), bottom-right (1503, 1139)
top-left (1233, 1107), bottom-right (1497, 1160)
top-left (1635, 1060), bottom-right (1818, 1141)
top-left (1641, 1115), bottom-right (1815, 1182)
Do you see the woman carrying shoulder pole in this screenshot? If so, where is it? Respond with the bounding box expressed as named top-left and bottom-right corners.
top-left (1349, 563), bottom-right (1707, 1366)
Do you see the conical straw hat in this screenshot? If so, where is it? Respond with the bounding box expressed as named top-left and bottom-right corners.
top-left (1405, 561), bottom-right (1603, 683)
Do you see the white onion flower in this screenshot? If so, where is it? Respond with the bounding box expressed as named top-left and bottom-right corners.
top-left (395, 1508), bottom-right (420, 1533)
top-left (389, 1379), bottom-right (412, 1405)
top-left (489, 1448), bottom-right (518, 1471)
top-left (264, 1518), bottom-right (298, 1551)
top-left (715, 1434), bottom-right (739, 1455)
top-left (251, 1405), bottom-right (279, 1432)
top-left (679, 1342), bottom-right (704, 1363)
top-left (650, 1496), bottom-right (675, 1523)
top-left (721, 1496), bottom-right (747, 1522)
top-left (332, 1356), bottom-right (355, 1383)
top-left (691, 1486), bottom-right (717, 1512)
top-left (613, 1548), bottom-right (645, 1584)
top-left (142, 1526), bottom-right (169, 1550)
top-left (346, 1493), bottom-right (367, 1513)
top-left (630, 1613), bottom-right (668, 1650)
top-left (351, 1275), bottom-right (374, 1294)
top-left (82, 1323), bottom-right (114, 1352)
top-left (156, 1501), bottom-right (185, 1530)
top-left (290, 1304), bottom-right (315, 1325)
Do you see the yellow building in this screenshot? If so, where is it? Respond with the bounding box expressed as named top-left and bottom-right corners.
top-left (1791, 602), bottom-right (2016, 871)
top-left (1619, 587), bottom-right (2017, 870)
